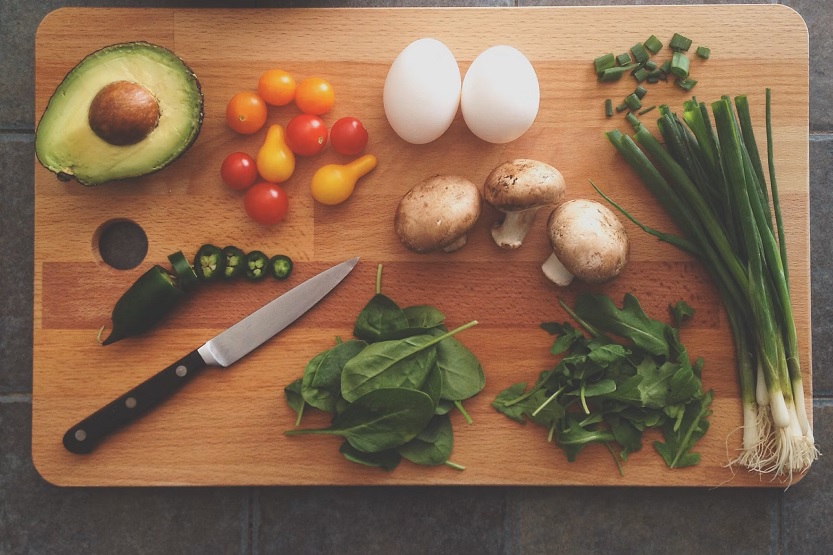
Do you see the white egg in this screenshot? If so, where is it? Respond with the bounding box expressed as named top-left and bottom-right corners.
top-left (383, 38), bottom-right (461, 145)
top-left (461, 45), bottom-right (540, 144)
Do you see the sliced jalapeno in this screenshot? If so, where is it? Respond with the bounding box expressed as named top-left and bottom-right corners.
top-left (222, 246), bottom-right (246, 280)
top-left (269, 254), bottom-right (293, 280)
top-left (102, 265), bottom-right (184, 345)
top-left (245, 250), bottom-right (269, 280)
top-left (167, 250), bottom-right (199, 290)
top-left (194, 244), bottom-right (226, 282)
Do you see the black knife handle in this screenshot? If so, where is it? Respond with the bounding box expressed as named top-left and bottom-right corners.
top-left (63, 350), bottom-right (208, 454)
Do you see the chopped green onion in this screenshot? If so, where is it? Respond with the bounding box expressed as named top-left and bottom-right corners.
top-left (616, 102), bottom-right (629, 113)
top-left (644, 60), bottom-right (658, 71)
top-left (605, 98), bottom-right (613, 117)
top-left (646, 76), bottom-right (659, 84)
top-left (644, 34), bottom-right (663, 54)
top-left (626, 112), bottom-right (640, 128)
top-left (598, 64), bottom-right (638, 82)
top-left (660, 59), bottom-right (672, 74)
top-left (669, 32), bottom-right (693, 51)
top-left (616, 52), bottom-right (632, 66)
top-left (634, 85), bottom-right (648, 99)
top-left (625, 93), bottom-right (642, 111)
top-left (675, 78), bottom-right (698, 91)
top-left (632, 67), bottom-right (650, 83)
top-left (670, 51), bottom-right (690, 79)
top-left (630, 43), bottom-right (650, 65)
top-left (696, 45), bottom-right (711, 59)
top-left (638, 105), bottom-right (657, 115)
top-left (594, 53), bottom-right (616, 74)
top-left (648, 69), bottom-right (667, 81)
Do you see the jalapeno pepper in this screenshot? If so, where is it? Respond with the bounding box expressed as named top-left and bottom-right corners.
top-left (269, 254), bottom-right (293, 280)
top-left (222, 246), bottom-right (246, 280)
top-left (168, 250), bottom-right (199, 290)
top-left (101, 264), bottom-right (184, 345)
top-left (245, 250), bottom-right (269, 280)
top-left (194, 244), bottom-right (226, 282)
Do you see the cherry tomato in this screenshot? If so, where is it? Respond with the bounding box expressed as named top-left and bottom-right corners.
top-left (220, 152), bottom-right (258, 190)
top-left (258, 69), bottom-right (296, 107)
top-left (285, 114), bottom-right (328, 156)
top-left (226, 92), bottom-right (267, 134)
top-left (244, 181), bottom-right (289, 225)
top-left (330, 117), bottom-right (369, 156)
top-left (295, 77), bottom-right (335, 115)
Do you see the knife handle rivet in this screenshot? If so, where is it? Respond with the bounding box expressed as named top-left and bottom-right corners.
top-left (125, 397), bottom-right (137, 409)
top-left (74, 429), bottom-right (87, 442)
top-left (176, 365), bottom-right (188, 377)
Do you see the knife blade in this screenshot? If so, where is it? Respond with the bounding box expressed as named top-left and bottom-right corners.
top-left (63, 257), bottom-right (359, 454)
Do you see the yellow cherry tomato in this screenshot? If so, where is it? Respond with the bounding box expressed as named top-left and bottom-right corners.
top-left (310, 154), bottom-right (377, 205)
top-left (256, 125), bottom-right (296, 183)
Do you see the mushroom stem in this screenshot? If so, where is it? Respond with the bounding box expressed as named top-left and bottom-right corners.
top-left (541, 252), bottom-right (575, 286)
top-left (442, 235), bottom-right (468, 253)
top-left (491, 208), bottom-right (540, 249)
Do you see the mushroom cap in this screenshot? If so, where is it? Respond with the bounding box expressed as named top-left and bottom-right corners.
top-left (395, 175), bottom-right (482, 253)
top-left (483, 159), bottom-right (566, 212)
top-left (547, 199), bottom-right (629, 283)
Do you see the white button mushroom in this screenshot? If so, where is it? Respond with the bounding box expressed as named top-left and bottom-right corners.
top-left (394, 175), bottom-right (482, 253)
top-left (541, 199), bottom-right (629, 286)
top-left (483, 159), bottom-right (566, 249)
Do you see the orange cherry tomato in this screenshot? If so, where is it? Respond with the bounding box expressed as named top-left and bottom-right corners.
top-left (226, 92), bottom-right (267, 134)
top-left (295, 77), bottom-right (335, 115)
top-left (258, 69), bottom-right (296, 107)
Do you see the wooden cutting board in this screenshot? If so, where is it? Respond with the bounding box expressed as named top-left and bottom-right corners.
top-left (32, 6), bottom-right (811, 486)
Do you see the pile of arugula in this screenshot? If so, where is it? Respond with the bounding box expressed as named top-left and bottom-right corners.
top-left (492, 293), bottom-right (713, 473)
top-left (283, 266), bottom-right (484, 471)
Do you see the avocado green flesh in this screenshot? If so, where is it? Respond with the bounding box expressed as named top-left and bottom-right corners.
top-left (35, 42), bottom-right (203, 186)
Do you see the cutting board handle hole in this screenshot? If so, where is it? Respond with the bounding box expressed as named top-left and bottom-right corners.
top-left (94, 219), bottom-right (148, 270)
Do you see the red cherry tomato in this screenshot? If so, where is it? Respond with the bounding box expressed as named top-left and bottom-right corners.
top-left (329, 117), bottom-right (369, 156)
top-left (220, 152), bottom-right (258, 190)
top-left (285, 114), bottom-right (328, 156)
top-left (244, 181), bottom-right (289, 225)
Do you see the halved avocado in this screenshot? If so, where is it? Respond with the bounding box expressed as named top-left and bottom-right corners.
top-left (35, 42), bottom-right (204, 186)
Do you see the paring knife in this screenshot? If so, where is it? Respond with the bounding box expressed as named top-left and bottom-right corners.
top-left (63, 257), bottom-right (359, 455)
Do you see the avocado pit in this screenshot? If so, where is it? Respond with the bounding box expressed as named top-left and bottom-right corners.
top-left (88, 80), bottom-right (160, 146)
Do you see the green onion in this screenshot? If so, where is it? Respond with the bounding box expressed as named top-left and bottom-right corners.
top-left (598, 64), bottom-right (638, 82)
top-left (676, 78), bottom-right (698, 91)
top-left (660, 59), bottom-right (672, 74)
top-left (616, 102), bottom-right (629, 113)
top-left (644, 34), bottom-right (663, 54)
top-left (635, 85), bottom-right (648, 99)
top-left (670, 52), bottom-right (690, 79)
top-left (630, 43), bottom-right (650, 64)
top-left (616, 52), bottom-right (632, 66)
top-left (605, 98), bottom-right (613, 117)
top-left (594, 53), bottom-right (616, 74)
top-left (632, 67), bottom-right (651, 83)
top-left (624, 93), bottom-right (642, 111)
top-left (625, 112), bottom-right (640, 128)
top-left (696, 45), bottom-right (711, 59)
top-left (644, 60), bottom-right (658, 71)
top-left (669, 32), bottom-right (693, 51)
top-left (600, 92), bottom-right (818, 478)
top-left (638, 105), bottom-right (656, 115)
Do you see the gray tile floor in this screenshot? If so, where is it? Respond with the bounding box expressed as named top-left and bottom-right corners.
top-left (2, 1), bottom-right (830, 553)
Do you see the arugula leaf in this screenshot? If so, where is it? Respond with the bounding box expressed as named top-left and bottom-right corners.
top-left (575, 293), bottom-right (669, 357)
top-left (669, 300), bottom-right (695, 328)
top-left (654, 390), bottom-right (713, 468)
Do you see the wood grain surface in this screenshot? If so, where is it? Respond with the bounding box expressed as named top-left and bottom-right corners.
top-left (32, 6), bottom-right (811, 486)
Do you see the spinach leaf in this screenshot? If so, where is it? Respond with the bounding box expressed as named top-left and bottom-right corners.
top-left (426, 328), bottom-right (485, 401)
top-left (353, 293), bottom-right (409, 342)
top-left (283, 378), bottom-right (305, 426)
top-left (397, 413), bottom-right (454, 466)
top-left (339, 442), bottom-right (401, 471)
top-left (422, 364), bottom-right (443, 410)
top-left (285, 388), bottom-right (435, 453)
top-left (340, 336), bottom-right (438, 402)
top-left (301, 339), bottom-right (367, 413)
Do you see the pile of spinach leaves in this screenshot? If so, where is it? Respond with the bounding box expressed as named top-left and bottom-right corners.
top-left (492, 293), bottom-right (713, 473)
top-left (284, 265), bottom-right (485, 471)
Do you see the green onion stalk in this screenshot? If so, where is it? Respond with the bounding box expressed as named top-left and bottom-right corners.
top-left (600, 91), bottom-right (817, 478)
